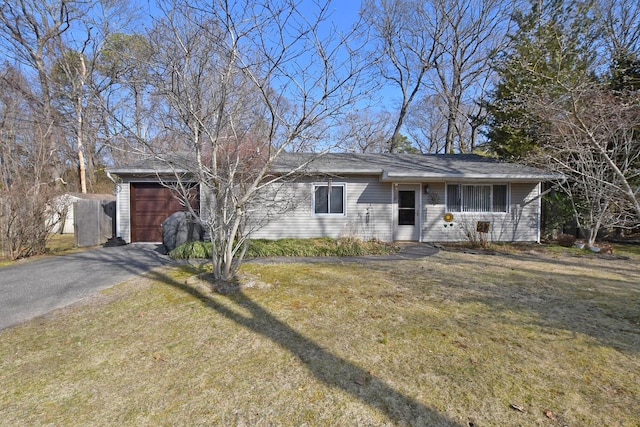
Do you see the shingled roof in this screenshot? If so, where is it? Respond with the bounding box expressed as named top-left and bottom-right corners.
top-left (107, 154), bottom-right (194, 176)
top-left (108, 152), bottom-right (558, 182)
top-left (272, 153), bottom-right (558, 182)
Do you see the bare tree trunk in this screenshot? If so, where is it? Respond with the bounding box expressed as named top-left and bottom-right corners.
top-left (444, 100), bottom-right (457, 153)
top-left (387, 66), bottom-right (429, 153)
top-left (77, 55), bottom-right (87, 194)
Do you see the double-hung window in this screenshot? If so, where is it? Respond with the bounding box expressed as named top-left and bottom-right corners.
top-left (446, 184), bottom-right (508, 213)
top-left (313, 183), bottom-right (346, 215)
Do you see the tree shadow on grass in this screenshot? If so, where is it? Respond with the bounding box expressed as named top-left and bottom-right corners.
top-left (146, 270), bottom-right (461, 427)
top-left (423, 253), bottom-right (640, 355)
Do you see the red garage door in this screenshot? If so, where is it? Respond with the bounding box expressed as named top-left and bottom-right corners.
top-left (130, 183), bottom-right (199, 242)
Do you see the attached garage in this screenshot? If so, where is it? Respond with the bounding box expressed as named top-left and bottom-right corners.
top-left (107, 156), bottom-right (201, 243)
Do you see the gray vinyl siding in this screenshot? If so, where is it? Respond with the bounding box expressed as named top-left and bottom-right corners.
top-left (250, 175), bottom-right (393, 242)
top-left (422, 182), bottom-right (449, 242)
top-left (509, 182), bottom-right (541, 242)
top-left (422, 182), bottom-right (540, 243)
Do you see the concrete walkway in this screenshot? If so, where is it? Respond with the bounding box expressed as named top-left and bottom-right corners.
top-left (0, 244), bottom-right (172, 331)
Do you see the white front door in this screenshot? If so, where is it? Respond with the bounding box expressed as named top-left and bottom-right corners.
top-left (394, 184), bottom-right (420, 241)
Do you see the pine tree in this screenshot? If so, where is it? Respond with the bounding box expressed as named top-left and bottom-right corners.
top-left (485, 0), bottom-right (598, 160)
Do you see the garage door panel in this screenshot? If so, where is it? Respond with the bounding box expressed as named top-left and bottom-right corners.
top-left (131, 183), bottom-right (199, 242)
top-left (134, 187), bottom-right (164, 197)
top-left (134, 213), bottom-right (166, 226)
top-left (134, 200), bottom-right (174, 211)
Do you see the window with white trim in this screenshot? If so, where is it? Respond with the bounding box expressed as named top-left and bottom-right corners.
top-left (446, 184), bottom-right (508, 213)
top-left (313, 183), bottom-right (345, 215)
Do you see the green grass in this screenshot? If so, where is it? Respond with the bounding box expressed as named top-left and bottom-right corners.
top-left (169, 237), bottom-right (399, 260)
top-left (45, 234), bottom-right (81, 255)
top-left (247, 237), bottom-right (399, 257)
top-left (1, 249), bottom-right (638, 426)
top-left (613, 242), bottom-right (640, 257)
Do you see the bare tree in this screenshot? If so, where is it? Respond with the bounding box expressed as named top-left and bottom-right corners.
top-left (405, 94), bottom-right (448, 153)
top-left (0, 0), bottom-right (78, 185)
top-left (336, 111), bottom-right (394, 153)
top-left (532, 84), bottom-right (640, 244)
top-left (430, 0), bottom-right (511, 153)
top-left (52, 0), bottom-right (139, 193)
top-left (98, 32), bottom-right (155, 154)
top-left (598, 0), bottom-right (640, 58)
top-left (133, 0), bottom-right (370, 281)
top-left (364, 0), bottom-right (510, 153)
top-left (362, 0), bottom-right (442, 152)
top-left (52, 49), bottom-right (91, 193)
top-left (0, 66), bottom-right (60, 258)
top-left (0, 0), bottom-right (81, 256)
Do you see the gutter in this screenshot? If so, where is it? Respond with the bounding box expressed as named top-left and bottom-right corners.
top-left (380, 170), bottom-right (561, 183)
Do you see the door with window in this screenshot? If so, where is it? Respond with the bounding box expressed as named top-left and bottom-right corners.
top-left (394, 184), bottom-right (420, 241)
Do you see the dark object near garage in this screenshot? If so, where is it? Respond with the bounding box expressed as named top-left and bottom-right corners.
top-left (162, 211), bottom-right (204, 252)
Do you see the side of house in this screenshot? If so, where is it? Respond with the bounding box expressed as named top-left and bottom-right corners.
top-left (250, 176), bottom-right (542, 243)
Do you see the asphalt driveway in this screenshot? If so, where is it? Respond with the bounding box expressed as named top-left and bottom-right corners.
top-left (0, 244), bottom-right (172, 331)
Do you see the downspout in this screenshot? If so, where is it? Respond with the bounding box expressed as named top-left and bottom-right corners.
top-left (536, 182), bottom-right (541, 244)
top-left (391, 183), bottom-right (396, 242)
top-left (419, 183), bottom-right (423, 243)
top-left (107, 172), bottom-right (122, 239)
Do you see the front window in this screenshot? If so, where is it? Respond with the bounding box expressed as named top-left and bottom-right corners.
top-left (446, 184), bottom-right (508, 213)
top-left (313, 183), bottom-right (345, 215)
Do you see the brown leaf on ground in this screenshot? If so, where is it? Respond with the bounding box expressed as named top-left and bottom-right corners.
top-left (510, 403), bottom-right (525, 412)
top-left (545, 410), bottom-right (556, 420)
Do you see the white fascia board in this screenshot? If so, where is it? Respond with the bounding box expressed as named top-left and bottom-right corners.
top-left (106, 169), bottom-right (191, 178)
top-left (380, 170), bottom-right (559, 182)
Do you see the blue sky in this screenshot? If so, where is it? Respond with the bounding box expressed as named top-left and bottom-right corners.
top-left (316, 0), bottom-right (363, 30)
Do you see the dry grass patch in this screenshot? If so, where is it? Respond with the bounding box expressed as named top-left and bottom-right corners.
top-left (0, 250), bottom-right (639, 426)
top-left (45, 234), bottom-right (81, 255)
top-left (1, 234), bottom-right (85, 267)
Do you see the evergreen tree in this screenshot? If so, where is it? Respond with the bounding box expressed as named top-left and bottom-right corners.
top-left (610, 50), bottom-right (640, 92)
top-left (485, 0), bottom-right (598, 160)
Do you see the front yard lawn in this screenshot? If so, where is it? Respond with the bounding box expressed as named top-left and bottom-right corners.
top-left (1, 249), bottom-right (638, 426)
